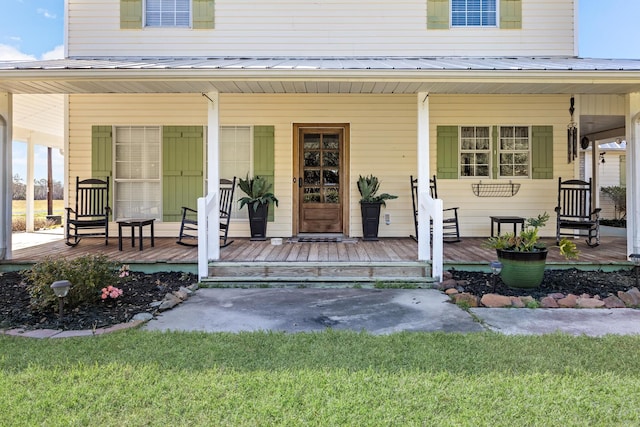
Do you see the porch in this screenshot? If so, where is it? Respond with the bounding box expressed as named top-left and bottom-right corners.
top-left (3, 234), bottom-right (632, 283)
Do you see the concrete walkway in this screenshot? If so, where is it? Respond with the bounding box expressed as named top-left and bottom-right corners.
top-left (142, 288), bottom-right (640, 337)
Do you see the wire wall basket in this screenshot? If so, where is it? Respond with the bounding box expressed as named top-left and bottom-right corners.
top-left (471, 181), bottom-right (521, 197)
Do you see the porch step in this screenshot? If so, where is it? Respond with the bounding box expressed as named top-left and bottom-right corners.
top-left (202, 261), bottom-right (435, 286)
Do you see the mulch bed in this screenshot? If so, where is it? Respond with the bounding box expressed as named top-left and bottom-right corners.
top-left (2, 268), bottom-right (638, 331)
top-left (448, 268), bottom-right (638, 300)
top-left (0, 270), bottom-right (198, 331)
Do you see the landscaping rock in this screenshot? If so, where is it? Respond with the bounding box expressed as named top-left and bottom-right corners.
top-left (540, 296), bottom-right (559, 308)
top-left (445, 288), bottom-right (458, 295)
top-left (576, 297), bottom-right (605, 308)
top-left (617, 290), bottom-right (638, 307)
top-left (510, 297), bottom-right (525, 308)
top-left (132, 312), bottom-right (154, 322)
top-left (603, 295), bottom-right (626, 308)
top-left (557, 294), bottom-right (578, 308)
top-left (438, 279), bottom-right (458, 290)
top-left (452, 292), bottom-right (479, 307)
top-left (480, 293), bottom-right (513, 308)
top-left (159, 293), bottom-right (182, 311)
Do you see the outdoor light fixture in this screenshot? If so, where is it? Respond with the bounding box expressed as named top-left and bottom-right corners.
top-left (629, 254), bottom-right (640, 288)
top-left (50, 280), bottom-right (71, 322)
top-left (490, 261), bottom-right (503, 292)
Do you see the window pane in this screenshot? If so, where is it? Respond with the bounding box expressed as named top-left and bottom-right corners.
top-left (220, 126), bottom-right (252, 220)
top-left (146, 0), bottom-right (190, 27)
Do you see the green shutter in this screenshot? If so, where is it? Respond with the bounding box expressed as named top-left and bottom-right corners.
top-left (120, 0), bottom-right (142, 29)
top-left (91, 125), bottom-right (113, 218)
top-left (427, 0), bottom-right (449, 29)
top-left (253, 126), bottom-right (275, 221)
top-left (492, 125), bottom-right (498, 179)
top-left (162, 126), bottom-right (204, 222)
top-left (531, 126), bottom-right (553, 179)
top-left (436, 126), bottom-right (458, 179)
top-left (620, 155), bottom-right (626, 186)
top-left (92, 126), bottom-right (113, 180)
top-left (500, 0), bottom-right (522, 29)
top-left (193, 0), bottom-right (215, 29)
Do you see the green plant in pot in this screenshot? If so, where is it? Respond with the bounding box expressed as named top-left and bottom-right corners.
top-left (484, 212), bottom-right (579, 288)
top-left (357, 175), bottom-right (397, 241)
top-left (238, 175), bottom-right (279, 241)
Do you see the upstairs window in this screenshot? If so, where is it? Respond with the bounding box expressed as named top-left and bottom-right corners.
top-left (146, 0), bottom-right (190, 27)
top-left (452, 0), bottom-right (497, 27)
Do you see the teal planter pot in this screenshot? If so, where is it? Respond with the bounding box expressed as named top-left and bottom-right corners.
top-left (496, 248), bottom-right (548, 288)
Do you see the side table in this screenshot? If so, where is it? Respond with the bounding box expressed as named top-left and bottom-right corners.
top-left (117, 218), bottom-right (155, 251)
top-left (490, 216), bottom-right (525, 237)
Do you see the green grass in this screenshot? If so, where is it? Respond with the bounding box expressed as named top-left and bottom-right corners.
top-left (11, 199), bottom-right (64, 217)
top-left (1, 331), bottom-right (639, 426)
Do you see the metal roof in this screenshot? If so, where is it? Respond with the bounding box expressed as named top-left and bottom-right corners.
top-left (3, 56), bottom-right (640, 71)
top-left (1, 56), bottom-right (640, 95)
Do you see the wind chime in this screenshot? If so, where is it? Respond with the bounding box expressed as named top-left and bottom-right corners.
top-left (567, 96), bottom-right (578, 163)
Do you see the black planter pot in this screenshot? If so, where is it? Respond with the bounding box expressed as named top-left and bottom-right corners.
top-left (360, 202), bottom-right (382, 241)
top-left (248, 201), bottom-right (269, 241)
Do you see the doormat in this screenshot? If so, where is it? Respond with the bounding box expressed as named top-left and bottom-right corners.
top-left (287, 237), bottom-right (358, 243)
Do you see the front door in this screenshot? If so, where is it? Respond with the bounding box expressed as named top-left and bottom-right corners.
top-left (295, 124), bottom-right (349, 234)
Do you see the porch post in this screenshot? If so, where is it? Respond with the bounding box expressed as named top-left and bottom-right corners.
top-left (627, 93), bottom-right (640, 258)
top-left (206, 91), bottom-right (220, 260)
top-left (0, 92), bottom-right (12, 260)
top-left (417, 92), bottom-right (443, 279)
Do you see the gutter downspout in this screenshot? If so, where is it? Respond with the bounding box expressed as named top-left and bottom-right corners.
top-left (0, 113), bottom-right (9, 260)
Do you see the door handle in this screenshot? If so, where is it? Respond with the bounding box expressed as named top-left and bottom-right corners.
top-left (298, 177), bottom-right (303, 188)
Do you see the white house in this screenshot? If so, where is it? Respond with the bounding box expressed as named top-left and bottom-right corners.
top-left (1, 0), bottom-right (640, 278)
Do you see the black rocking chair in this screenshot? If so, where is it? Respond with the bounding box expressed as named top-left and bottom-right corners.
top-left (410, 175), bottom-right (461, 243)
top-left (177, 177), bottom-right (237, 248)
top-left (555, 177), bottom-right (601, 247)
top-left (65, 177), bottom-right (111, 247)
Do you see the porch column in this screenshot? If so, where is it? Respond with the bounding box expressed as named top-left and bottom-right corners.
top-left (627, 93), bottom-right (640, 258)
top-left (25, 137), bottom-right (35, 232)
top-left (0, 92), bottom-right (12, 260)
top-left (206, 91), bottom-right (220, 261)
top-left (417, 92), bottom-right (443, 279)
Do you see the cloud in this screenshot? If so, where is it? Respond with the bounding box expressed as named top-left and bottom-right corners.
top-left (0, 44), bottom-right (36, 61)
top-left (36, 8), bottom-right (57, 19)
top-left (41, 45), bottom-right (64, 60)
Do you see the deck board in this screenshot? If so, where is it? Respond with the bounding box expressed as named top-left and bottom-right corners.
top-left (4, 235), bottom-right (630, 267)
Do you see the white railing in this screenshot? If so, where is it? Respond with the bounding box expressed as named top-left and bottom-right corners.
top-left (197, 191), bottom-right (218, 279)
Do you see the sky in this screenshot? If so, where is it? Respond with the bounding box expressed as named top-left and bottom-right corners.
top-left (2, 0), bottom-right (640, 183)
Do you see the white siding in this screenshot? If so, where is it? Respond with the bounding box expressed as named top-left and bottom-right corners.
top-left (67, 0), bottom-right (575, 58)
top-left (580, 95), bottom-right (626, 116)
top-left (69, 93), bottom-right (574, 239)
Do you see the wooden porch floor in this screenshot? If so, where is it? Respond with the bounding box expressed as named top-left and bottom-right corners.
top-left (3, 234), bottom-right (631, 268)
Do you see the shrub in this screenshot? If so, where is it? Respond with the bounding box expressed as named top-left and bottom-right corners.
top-left (26, 255), bottom-right (121, 312)
top-left (601, 186), bottom-right (626, 220)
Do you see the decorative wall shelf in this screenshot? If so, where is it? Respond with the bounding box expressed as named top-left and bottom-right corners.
top-left (471, 181), bottom-right (521, 197)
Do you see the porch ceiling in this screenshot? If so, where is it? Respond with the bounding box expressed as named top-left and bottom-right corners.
top-left (1, 56), bottom-right (640, 95)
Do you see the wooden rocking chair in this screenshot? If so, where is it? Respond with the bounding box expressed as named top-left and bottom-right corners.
top-left (177, 177), bottom-right (237, 248)
top-left (410, 175), bottom-right (461, 243)
top-left (65, 177), bottom-right (111, 247)
top-left (555, 177), bottom-right (601, 247)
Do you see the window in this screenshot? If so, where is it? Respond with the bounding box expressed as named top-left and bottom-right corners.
top-left (219, 126), bottom-right (253, 220)
top-left (459, 126), bottom-right (530, 178)
top-left (499, 126), bottom-right (529, 177)
top-left (114, 126), bottom-right (162, 220)
top-left (452, 0), bottom-right (497, 27)
top-left (460, 126), bottom-right (490, 177)
top-left (146, 0), bottom-right (190, 27)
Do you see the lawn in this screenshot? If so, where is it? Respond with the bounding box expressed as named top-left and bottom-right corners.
top-left (11, 199), bottom-right (64, 217)
top-left (1, 330), bottom-right (639, 426)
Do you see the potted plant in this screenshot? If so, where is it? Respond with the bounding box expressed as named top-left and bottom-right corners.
top-left (484, 212), bottom-right (579, 288)
top-left (357, 175), bottom-right (397, 241)
top-left (238, 175), bottom-right (279, 241)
